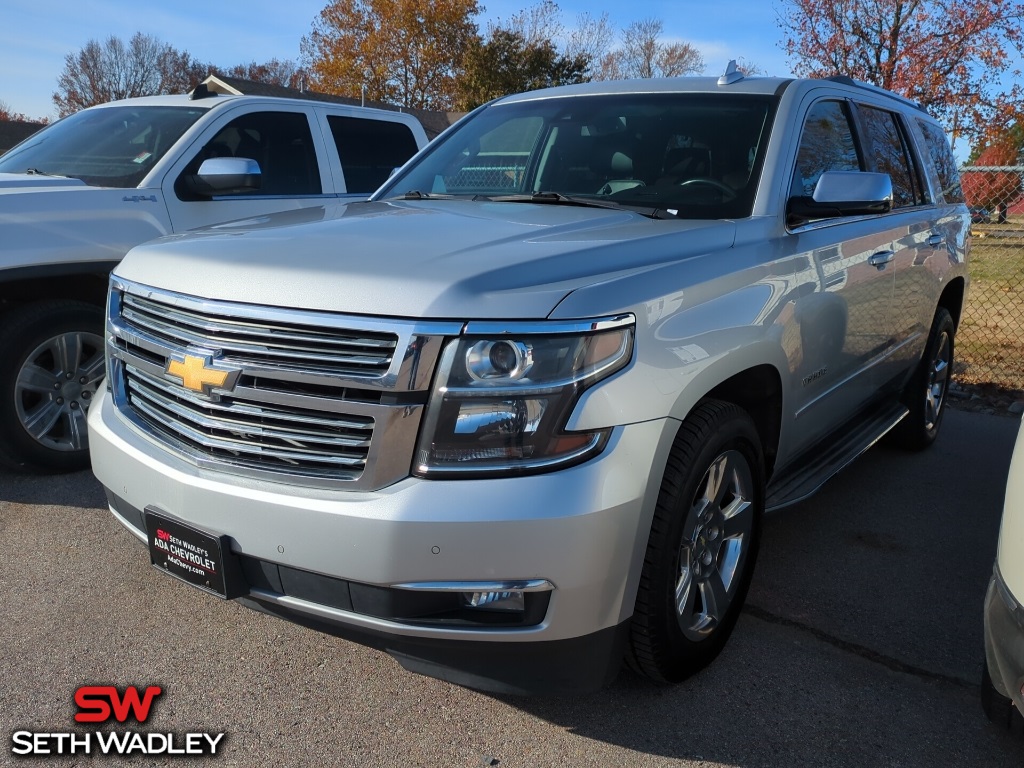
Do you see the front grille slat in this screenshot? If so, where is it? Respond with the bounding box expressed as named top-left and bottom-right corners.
top-left (122, 294), bottom-right (398, 376)
top-left (126, 376), bottom-right (371, 451)
top-left (123, 296), bottom-right (397, 348)
top-left (127, 364), bottom-right (374, 433)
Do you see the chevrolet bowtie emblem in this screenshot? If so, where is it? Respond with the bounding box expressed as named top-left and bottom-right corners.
top-left (165, 354), bottom-right (238, 396)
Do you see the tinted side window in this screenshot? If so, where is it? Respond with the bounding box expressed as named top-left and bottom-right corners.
top-left (916, 119), bottom-right (964, 203)
top-left (176, 111), bottom-right (321, 199)
top-left (858, 106), bottom-right (922, 208)
top-left (328, 116), bottom-right (419, 193)
top-left (790, 100), bottom-right (862, 198)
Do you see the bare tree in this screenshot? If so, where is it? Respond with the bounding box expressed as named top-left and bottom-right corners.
top-left (564, 12), bottom-right (615, 78)
top-left (53, 33), bottom-right (208, 117)
top-left (596, 18), bottom-right (704, 80)
top-left (221, 59), bottom-right (304, 88)
top-left (498, 0), bottom-right (563, 48)
top-left (733, 57), bottom-right (765, 76)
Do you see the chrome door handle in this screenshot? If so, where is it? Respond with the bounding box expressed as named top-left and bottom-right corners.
top-left (928, 234), bottom-right (945, 248)
top-left (868, 250), bottom-right (895, 269)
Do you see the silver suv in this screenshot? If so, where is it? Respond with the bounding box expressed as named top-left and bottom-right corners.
top-left (89, 69), bottom-right (969, 694)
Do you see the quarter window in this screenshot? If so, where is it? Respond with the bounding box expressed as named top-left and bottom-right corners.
top-left (916, 119), bottom-right (964, 203)
top-left (327, 116), bottom-right (420, 193)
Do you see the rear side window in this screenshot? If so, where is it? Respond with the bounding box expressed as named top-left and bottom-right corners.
top-left (857, 106), bottom-right (924, 208)
top-left (328, 116), bottom-right (419, 193)
top-left (916, 119), bottom-right (964, 203)
top-left (790, 100), bottom-right (862, 198)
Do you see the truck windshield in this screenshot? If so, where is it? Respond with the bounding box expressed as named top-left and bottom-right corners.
top-left (376, 92), bottom-right (777, 219)
top-left (0, 105), bottom-right (208, 188)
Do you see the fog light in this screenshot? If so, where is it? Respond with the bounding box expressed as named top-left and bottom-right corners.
top-left (463, 590), bottom-right (525, 612)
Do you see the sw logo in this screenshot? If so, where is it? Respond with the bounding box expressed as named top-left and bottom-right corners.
top-left (74, 685), bottom-right (162, 723)
top-left (10, 684), bottom-right (225, 757)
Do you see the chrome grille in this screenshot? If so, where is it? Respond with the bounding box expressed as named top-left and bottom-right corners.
top-left (121, 292), bottom-right (399, 377)
top-left (107, 278), bottom-right (460, 490)
top-left (126, 364), bottom-right (372, 479)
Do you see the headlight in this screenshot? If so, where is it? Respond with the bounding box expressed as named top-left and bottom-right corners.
top-left (414, 316), bottom-right (634, 476)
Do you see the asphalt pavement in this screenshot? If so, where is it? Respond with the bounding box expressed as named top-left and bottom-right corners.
top-left (1, 408), bottom-right (1022, 767)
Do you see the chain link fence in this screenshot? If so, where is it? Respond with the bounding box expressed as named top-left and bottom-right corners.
top-left (957, 165), bottom-right (1024, 391)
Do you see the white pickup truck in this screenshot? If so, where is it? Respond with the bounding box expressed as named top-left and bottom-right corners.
top-left (0, 90), bottom-right (428, 471)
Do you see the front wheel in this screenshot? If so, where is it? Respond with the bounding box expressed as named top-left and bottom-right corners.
top-left (627, 399), bottom-right (764, 683)
top-left (0, 301), bottom-right (106, 473)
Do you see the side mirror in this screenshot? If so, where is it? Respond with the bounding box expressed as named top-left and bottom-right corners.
top-left (184, 157), bottom-right (262, 197)
top-left (788, 171), bottom-right (893, 222)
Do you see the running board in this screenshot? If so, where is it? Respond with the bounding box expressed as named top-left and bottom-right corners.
top-left (765, 401), bottom-right (908, 512)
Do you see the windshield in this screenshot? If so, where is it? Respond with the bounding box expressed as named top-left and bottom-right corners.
top-left (376, 93), bottom-right (777, 219)
top-left (0, 105), bottom-right (208, 188)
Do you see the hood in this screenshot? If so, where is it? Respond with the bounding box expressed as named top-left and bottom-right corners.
top-left (0, 182), bottom-right (172, 271)
top-left (0, 172), bottom-right (89, 191)
top-left (115, 200), bottom-right (737, 319)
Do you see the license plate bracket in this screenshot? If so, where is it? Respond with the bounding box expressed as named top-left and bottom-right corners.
top-left (143, 508), bottom-right (244, 599)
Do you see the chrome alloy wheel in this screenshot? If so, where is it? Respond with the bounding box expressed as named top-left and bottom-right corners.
top-left (14, 331), bottom-right (105, 452)
top-left (924, 328), bottom-right (951, 432)
top-left (675, 449), bottom-right (755, 641)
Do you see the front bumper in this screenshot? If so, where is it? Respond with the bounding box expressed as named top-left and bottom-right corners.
top-left (984, 564), bottom-right (1024, 711)
top-left (89, 390), bottom-right (677, 693)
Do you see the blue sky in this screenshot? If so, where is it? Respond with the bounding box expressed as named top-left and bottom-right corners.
top-left (0, 0), bottom-right (796, 121)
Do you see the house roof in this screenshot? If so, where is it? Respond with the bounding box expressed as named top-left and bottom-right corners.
top-left (202, 75), bottom-right (460, 139)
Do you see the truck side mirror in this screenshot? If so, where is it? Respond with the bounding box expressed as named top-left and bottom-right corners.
top-left (788, 171), bottom-right (893, 224)
top-left (183, 157), bottom-right (262, 197)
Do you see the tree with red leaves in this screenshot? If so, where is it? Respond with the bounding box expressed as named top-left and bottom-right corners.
top-left (780, 0), bottom-right (1024, 143)
top-left (962, 140), bottom-right (1023, 223)
top-left (0, 100), bottom-right (33, 122)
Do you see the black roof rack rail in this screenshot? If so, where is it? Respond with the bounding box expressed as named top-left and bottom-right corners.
top-left (825, 75), bottom-right (926, 112)
top-left (189, 83), bottom-right (218, 101)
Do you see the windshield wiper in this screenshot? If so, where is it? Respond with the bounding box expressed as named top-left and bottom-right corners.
top-left (389, 190), bottom-right (462, 201)
top-left (485, 191), bottom-right (627, 210)
top-left (24, 168), bottom-right (58, 176)
top-left (487, 191), bottom-right (677, 219)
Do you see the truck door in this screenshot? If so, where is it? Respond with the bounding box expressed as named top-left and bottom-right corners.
top-left (784, 98), bottom-right (900, 450)
top-left (162, 105), bottom-right (334, 232)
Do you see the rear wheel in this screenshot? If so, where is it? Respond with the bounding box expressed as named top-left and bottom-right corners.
top-left (0, 301), bottom-right (105, 472)
top-left (627, 399), bottom-right (764, 683)
top-left (894, 306), bottom-right (954, 451)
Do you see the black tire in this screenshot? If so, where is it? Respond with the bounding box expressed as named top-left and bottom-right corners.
top-left (627, 399), bottom-right (765, 683)
top-left (982, 662), bottom-right (1024, 735)
top-left (894, 306), bottom-right (954, 451)
top-left (0, 300), bottom-right (105, 473)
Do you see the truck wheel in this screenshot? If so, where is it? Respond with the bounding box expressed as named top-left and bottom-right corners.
top-left (0, 301), bottom-right (105, 473)
top-left (894, 307), bottom-right (954, 451)
top-left (627, 399), bottom-right (764, 683)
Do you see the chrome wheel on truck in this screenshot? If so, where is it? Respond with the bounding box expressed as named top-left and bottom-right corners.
top-left (0, 301), bottom-right (105, 472)
top-left (895, 306), bottom-right (955, 451)
top-left (627, 399), bottom-right (764, 683)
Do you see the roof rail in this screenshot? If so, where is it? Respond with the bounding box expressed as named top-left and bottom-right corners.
top-left (825, 75), bottom-right (925, 112)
